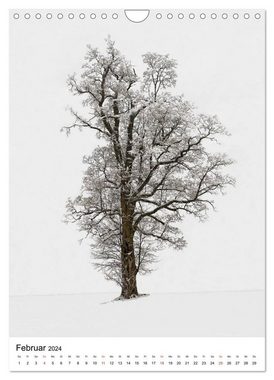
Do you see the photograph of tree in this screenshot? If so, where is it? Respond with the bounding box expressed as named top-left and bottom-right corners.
top-left (64, 38), bottom-right (234, 299)
top-left (10, 11), bottom-right (264, 338)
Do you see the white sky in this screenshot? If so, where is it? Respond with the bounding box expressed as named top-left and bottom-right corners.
top-left (10, 10), bottom-right (265, 295)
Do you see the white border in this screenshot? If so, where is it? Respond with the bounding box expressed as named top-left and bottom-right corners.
top-left (1, 0), bottom-right (272, 379)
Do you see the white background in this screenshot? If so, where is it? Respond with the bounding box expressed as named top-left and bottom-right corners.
top-left (9, 7), bottom-right (265, 297)
top-left (1, 0), bottom-right (273, 379)
top-left (8, 9), bottom-right (265, 338)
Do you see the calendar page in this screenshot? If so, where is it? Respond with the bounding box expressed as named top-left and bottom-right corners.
top-left (9, 9), bottom-right (265, 372)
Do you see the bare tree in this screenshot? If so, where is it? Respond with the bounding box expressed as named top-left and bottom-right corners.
top-left (63, 38), bottom-right (234, 299)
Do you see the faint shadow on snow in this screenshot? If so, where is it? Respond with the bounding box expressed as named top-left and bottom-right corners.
top-left (101, 293), bottom-right (149, 305)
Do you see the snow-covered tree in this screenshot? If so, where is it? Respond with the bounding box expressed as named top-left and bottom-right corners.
top-left (63, 38), bottom-right (234, 299)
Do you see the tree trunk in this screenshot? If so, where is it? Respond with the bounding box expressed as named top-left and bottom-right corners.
top-left (120, 192), bottom-right (138, 299)
top-left (120, 244), bottom-right (138, 299)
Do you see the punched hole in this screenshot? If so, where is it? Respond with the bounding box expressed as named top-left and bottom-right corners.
top-left (124, 9), bottom-right (150, 23)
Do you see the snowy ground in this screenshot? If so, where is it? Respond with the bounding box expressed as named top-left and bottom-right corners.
top-left (10, 290), bottom-right (264, 337)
